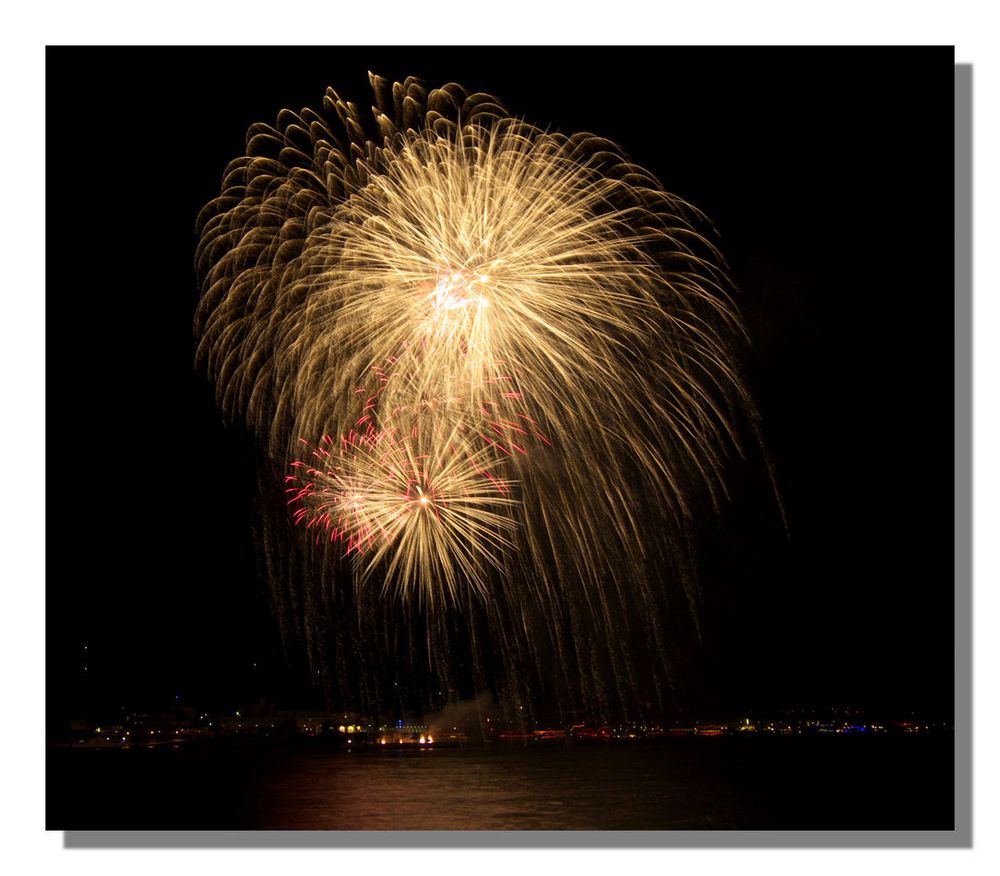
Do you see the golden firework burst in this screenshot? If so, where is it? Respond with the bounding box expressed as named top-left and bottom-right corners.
top-left (194, 73), bottom-right (770, 723)
top-left (196, 73), bottom-right (750, 610)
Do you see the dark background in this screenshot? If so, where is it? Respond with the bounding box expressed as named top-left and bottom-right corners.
top-left (46, 47), bottom-right (954, 727)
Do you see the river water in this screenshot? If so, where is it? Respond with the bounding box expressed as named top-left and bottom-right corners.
top-left (48, 735), bottom-right (953, 830)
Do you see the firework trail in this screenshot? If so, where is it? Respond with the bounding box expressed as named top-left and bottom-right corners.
top-left (196, 74), bottom-right (758, 720)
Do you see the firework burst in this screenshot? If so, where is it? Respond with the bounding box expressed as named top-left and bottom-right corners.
top-left (285, 423), bottom-right (517, 607)
top-left (196, 73), bottom-right (759, 718)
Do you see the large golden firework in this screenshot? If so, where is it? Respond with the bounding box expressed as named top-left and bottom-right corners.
top-left (196, 73), bottom-right (757, 716)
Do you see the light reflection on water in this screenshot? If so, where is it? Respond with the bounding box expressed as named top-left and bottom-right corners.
top-left (257, 746), bottom-right (739, 829)
top-left (247, 738), bottom-right (950, 830)
top-left (50, 737), bottom-right (953, 830)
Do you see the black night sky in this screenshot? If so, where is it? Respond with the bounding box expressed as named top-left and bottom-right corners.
top-left (47, 47), bottom-right (954, 728)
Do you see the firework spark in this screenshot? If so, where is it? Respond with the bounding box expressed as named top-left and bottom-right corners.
top-left (196, 73), bottom-right (758, 717)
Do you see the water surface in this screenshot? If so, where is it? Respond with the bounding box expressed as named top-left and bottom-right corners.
top-left (49, 735), bottom-right (953, 830)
